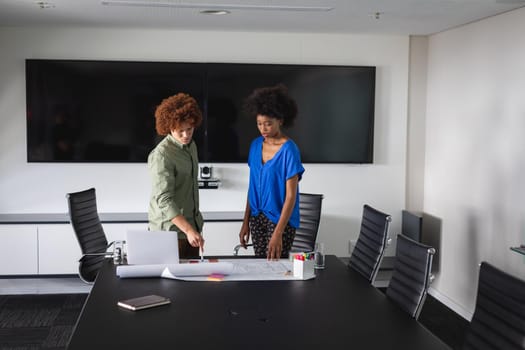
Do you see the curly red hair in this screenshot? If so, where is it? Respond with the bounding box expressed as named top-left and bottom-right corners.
top-left (154, 93), bottom-right (203, 135)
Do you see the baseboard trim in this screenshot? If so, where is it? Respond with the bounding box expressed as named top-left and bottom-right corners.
top-left (428, 287), bottom-right (473, 321)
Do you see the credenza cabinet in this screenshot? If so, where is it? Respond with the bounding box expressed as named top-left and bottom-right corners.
top-left (0, 213), bottom-right (247, 276)
top-left (0, 225), bottom-right (39, 275)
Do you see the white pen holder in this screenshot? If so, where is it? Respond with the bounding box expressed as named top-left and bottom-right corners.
top-left (293, 258), bottom-right (315, 279)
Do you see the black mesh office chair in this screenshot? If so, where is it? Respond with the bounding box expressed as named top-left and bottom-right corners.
top-left (463, 262), bottom-right (525, 350)
top-left (233, 193), bottom-right (323, 256)
top-left (348, 204), bottom-right (391, 283)
top-left (386, 234), bottom-right (435, 319)
top-left (66, 188), bottom-right (115, 284)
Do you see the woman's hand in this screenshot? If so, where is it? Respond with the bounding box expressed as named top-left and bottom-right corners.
top-left (267, 233), bottom-right (283, 260)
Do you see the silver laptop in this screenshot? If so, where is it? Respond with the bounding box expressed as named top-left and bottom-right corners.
top-left (126, 230), bottom-right (179, 265)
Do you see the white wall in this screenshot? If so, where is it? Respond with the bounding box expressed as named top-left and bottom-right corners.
top-left (0, 27), bottom-right (409, 258)
top-left (406, 36), bottom-right (428, 211)
top-left (425, 7), bottom-right (525, 318)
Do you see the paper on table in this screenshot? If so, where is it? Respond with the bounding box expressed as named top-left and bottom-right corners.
top-left (116, 259), bottom-right (315, 281)
top-left (161, 262), bottom-right (234, 279)
top-left (116, 262), bottom-right (234, 279)
top-left (177, 259), bottom-right (315, 281)
top-left (230, 259), bottom-right (291, 275)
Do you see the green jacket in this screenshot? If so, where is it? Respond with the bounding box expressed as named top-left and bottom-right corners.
top-left (148, 135), bottom-right (203, 239)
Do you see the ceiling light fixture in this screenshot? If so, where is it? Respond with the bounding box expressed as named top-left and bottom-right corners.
top-left (100, 1), bottom-right (334, 12)
top-left (199, 10), bottom-right (230, 15)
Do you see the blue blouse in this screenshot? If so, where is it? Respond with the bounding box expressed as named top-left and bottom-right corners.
top-left (247, 136), bottom-right (305, 228)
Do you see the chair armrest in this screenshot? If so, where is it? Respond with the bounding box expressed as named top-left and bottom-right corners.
top-left (78, 252), bottom-right (113, 262)
top-left (78, 241), bottom-right (119, 262)
top-left (233, 244), bottom-right (253, 256)
top-left (79, 241), bottom-right (127, 263)
top-left (428, 248), bottom-right (436, 284)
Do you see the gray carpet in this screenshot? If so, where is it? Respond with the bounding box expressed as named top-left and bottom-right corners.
top-left (0, 294), bottom-right (87, 350)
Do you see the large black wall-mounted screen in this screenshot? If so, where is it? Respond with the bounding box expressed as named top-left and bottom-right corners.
top-left (26, 59), bottom-right (375, 163)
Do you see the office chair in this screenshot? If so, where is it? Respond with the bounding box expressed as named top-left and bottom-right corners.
top-left (348, 204), bottom-right (391, 283)
top-left (233, 193), bottom-right (323, 256)
top-left (66, 187), bottom-right (116, 284)
top-left (463, 262), bottom-right (525, 350)
top-left (385, 234), bottom-right (435, 319)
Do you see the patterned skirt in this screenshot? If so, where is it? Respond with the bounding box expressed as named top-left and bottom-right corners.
top-left (249, 213), bottom-right (295, 258)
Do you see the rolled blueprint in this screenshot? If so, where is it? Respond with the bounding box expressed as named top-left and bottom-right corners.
top-left (116, 264), bottom-right (167, 278)
top-left (116, 262), bottom-right (234, 279)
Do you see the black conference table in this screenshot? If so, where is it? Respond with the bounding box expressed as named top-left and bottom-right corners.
top-left (67, 255), bottom-right (449, 349)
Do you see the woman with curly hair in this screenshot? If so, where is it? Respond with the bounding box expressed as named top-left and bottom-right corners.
top-left (148, 93), bottom-right (205, 259)
top-left (238, 84), bottom-right (305, 260)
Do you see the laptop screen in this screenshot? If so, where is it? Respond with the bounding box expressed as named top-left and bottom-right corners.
top-left (126, 230), bottom-right (179, 265)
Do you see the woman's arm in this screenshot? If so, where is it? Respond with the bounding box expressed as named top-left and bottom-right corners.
top-left (267, 174), bottom-right (299, 260)
top-left (239, 197), bottom-right (251, 248)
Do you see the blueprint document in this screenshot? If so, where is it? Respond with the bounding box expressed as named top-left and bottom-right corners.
top-left (116, 259), bottom-right (315, 281)
top-left (171, 259), bottom-right (315, 281)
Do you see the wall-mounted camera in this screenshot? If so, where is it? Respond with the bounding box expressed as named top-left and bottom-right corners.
top-left (200, 166), bottom-right (212, 179)
top-left (198, 165), bottom-right (220, 189)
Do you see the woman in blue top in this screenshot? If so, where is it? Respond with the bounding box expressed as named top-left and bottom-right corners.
top-left (239, 84), bottom-right (305, 260)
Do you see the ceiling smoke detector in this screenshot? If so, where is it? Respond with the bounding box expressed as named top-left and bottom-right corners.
top-left (369, 12), bottom-right (382, 20)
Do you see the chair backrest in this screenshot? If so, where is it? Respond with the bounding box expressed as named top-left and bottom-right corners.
top-left (290, 193), bottom-right (323, 253)
top-left (66, 187), bottom-right (108, 283)
top-left (386, 234), bottom-right (435, 319)
top-left (463, 262), bottom-right (525, 350)
top-left (349, 204), bottom-right (391, 283)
